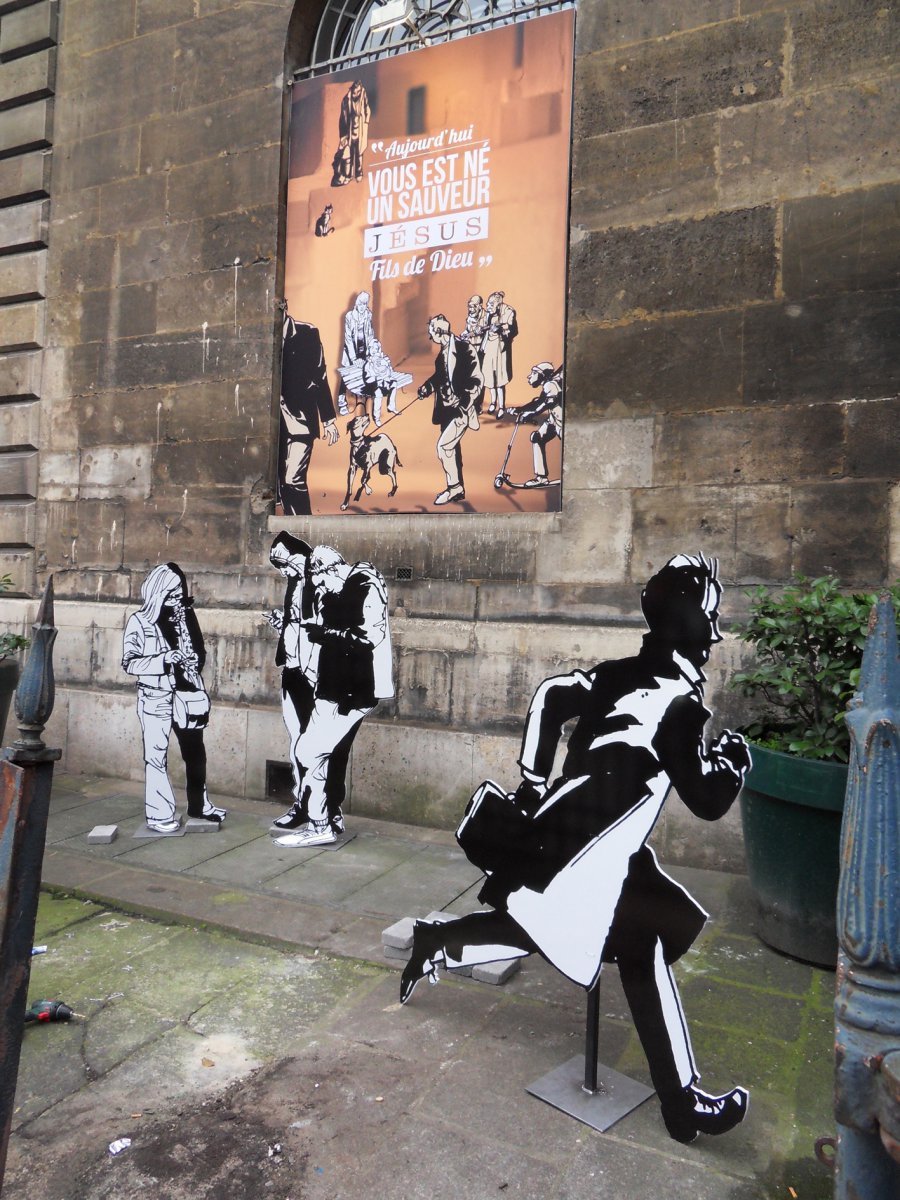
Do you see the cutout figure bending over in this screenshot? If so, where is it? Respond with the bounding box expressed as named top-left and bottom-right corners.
top-left (400, 554), bottom-right (752, 1145)
top-left (268, 539), bottom-right (394, 845)
top-left (122, 563), bottom-right (226, 832)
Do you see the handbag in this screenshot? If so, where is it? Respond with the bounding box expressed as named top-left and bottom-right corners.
top-left (456, 780), bottom-right (537, 875)
top-left (172, 687), bottom-right (210, 731)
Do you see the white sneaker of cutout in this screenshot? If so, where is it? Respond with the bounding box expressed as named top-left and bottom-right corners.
top-left (274, 825), bottom-right (336, 848)
top-left (147, 817), bottom-right (180, 834)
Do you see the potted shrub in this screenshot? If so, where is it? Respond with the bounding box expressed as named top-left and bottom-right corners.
top-left (0, 573), bottom-right (29, 744)
top-left (732, 574), bottom-right (900, 967)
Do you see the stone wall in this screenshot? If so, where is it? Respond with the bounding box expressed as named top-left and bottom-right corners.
top-left (0, 1), bottom-right (897, 863)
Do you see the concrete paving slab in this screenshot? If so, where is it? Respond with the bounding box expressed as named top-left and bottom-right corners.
top-left (182, 832), bottom-right (331, 887)
top-left (120, 812), bottom-right (269, 871)
top-left (267, 836), bottom-right (427, 906)
top-left (45, 796), bottom-right (145, 844)
top-left (343, 843), bottom-right (484, 916)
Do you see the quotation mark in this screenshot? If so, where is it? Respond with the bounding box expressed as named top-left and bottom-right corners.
top-left (370, 140), bottom-right (384, 152)
top-left (478, 255), bottom-right (493, 267)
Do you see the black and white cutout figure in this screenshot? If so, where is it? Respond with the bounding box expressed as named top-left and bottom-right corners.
top-left (417, 314), bottom-right (483, 506)
top-left (314, 204), bottom-right (335, 237)
top-left (518, 362), bottom-right (563, 488)
top-left (331, 80), bottom-right (370, 186)
top-left (400, 554), bottom-right (751, 1146)
top-left (279, 313), bottom-right (339, 516)
top-left (480, 290), bottom-right (518, 418)
top-left (271, 543), bottom-right (393, 846)
top-left (264, 533), bottom-right (317, 821)
top-left (122, 564), bottom-right (226, 832)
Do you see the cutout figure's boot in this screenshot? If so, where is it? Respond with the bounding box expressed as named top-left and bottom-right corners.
top-left (659, 1084), bottom-right (749, 1144)
top-left (400, 921), bottom-right (445, 1005)
top-left (272, 803), bottom-right (307, 831)
top-left (188, 797), bottom-right (226, 825)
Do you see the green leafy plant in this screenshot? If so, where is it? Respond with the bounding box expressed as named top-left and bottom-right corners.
top-left (732, 574), bottom-right (900, 763)
top-left (0, 573), bottom-right (30, 661)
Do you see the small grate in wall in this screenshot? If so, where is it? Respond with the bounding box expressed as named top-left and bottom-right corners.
top-left (265, 760), bottom-right (294, 803)
top-left (395, 566), bottom-right (413, 581)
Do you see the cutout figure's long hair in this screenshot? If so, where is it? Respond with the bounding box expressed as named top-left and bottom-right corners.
top-left (138, 564), bottom-right (182, 625)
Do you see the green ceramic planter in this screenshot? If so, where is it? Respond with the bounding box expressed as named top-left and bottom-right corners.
top-left (740, 743), bottom-right (848, 968)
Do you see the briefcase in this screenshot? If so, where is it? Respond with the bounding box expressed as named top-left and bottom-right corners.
top-left (456, 780), bottom-right (536, 876)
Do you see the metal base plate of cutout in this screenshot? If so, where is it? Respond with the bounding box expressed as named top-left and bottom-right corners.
top-left (132, 822), bottom-right (188, 839)
top-left (526, 1055), bottom-right (654, 1133)
top-left (269, 829), bottom-right (358, 851)
top-left (184, 817), bottom-right (223, 833)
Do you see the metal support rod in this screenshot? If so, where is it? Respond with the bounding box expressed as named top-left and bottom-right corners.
top-left (834, 594), bottom-right (900, 1196)
top-left (583, 979), bottom-right (600, 1094)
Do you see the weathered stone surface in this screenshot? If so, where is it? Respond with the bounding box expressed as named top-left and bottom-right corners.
top-left (743, 293), bottom-right (900, 405)
top-left (139, 88), bottom-right (282, 173)
top-left (791, 0), bottom-right (898, 92)
top-left (155, 261), bottom-right (273, 336)
top-left (0, 396), bottom-right (39, 447)
top-left (58, 235), bottom-right (116, 294)
top-left (655, 403), bottom-right (844, 486)
top-left (38, 497), bottom-right (126, 574)
top-left (0, 196), bottom-right (47, 250)
top-left (0, 547), bottom-right (31, 590)
top-left (136, 0), bottom-right (196, 37)
top-left (167, 148), bottom-right (281, 222)
top-left (0, 97), bottom-right (52, 155)
top-left (199, 206), bottom-right (279, 273)
top-left (53, 126), bottom-right (140, 192)
top-left (572, 114), bottom-right (717, 231)
top-left (0, 348), bottom-right (40, 398)
top-left (534, 489), bottom-right (631, 585)
top-left (79, 283), bottom-right (158, 343)
top-left (98, 173), bottom-right (166, 232)
top-left (575, 1), bottom-right (739, 51)
top-left (0, 498), bottom-right (34, 544)
top-left (152, 436), bottom-right (268, 492)
top-left (719, 78), bottom-right (899, 206)
top-left (63, 0), bottom-right (139, 57)
top-left (0, 48), bottom-right (54, 110)
top-left (733, 484), bottom-right (792, 582)
top-left (570, 207), bottom-right (777, 321)
top-left (789, 482), bottom-right (890, 581)
top-left (0, 0), bottom-right (58, 61)
top-left (574, 11), bottom-right (784, 138)
top-left (96, 322), bottom-right (271, 390)
top-left (117, 222), bottom-right (203, 286)
top-left (782, 183), bottom-right (900, 299)
top-left (564, 417), bottom-right (653, 490)
top-left (566, 310), bottom-right (743, 417)
top-left (173, 5), bottom-right (289, 109)
top-left (1, 448), bottom-right (40, 498)
top-left (890, 484), bottom-right (900, 579)
top-left (122, 496), bottom-right (246, 568)
top-left (0, 148), bottom-right (50, 203)
top-left (0, 298), bottom-right (44, 350)
top-left (79, 444), bottom-right (153, 499)
top-left (845, 397), bottom-right (900, 481)
top-left (631, 485), bottom-right (737, 579)
top-left (0, 247), bottom-right (45, 302)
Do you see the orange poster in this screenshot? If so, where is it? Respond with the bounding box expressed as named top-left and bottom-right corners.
top-left (280, 10), bottom-right (574, 515)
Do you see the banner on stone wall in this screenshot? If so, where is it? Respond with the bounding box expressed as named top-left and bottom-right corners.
top-left (278, 9), bottom-right (574, 516)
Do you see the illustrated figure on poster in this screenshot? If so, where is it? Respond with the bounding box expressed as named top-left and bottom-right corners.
top-left (360, 343), bottom-right (412, 427)
top-left (270, 543), bottom-right (394, 845)
top-left (315, 204), bottom-right (335, 237)
top-left (461, 294), bottom-right (486, 349)
top-left (278, 311), bottom-right (339, 516)
top-left (341, 412), bottom-right (402, 510)
top-left (331, 79), bottom-right (370, 186)
top-left (417, 314), bottom-right (483, 506)
top-left (480, 290), bottom-right (518, 418)
top-left (337, 291), bottom-right (380, 416)
top-left (516, 361), bottom-right (563, 488)
top-left (399, 554), bottom-right (751, 1146)
top-left (122, 563), bottom-right (226, 832)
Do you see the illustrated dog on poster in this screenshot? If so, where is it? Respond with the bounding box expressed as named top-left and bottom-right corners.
top-left (341, 412), bottom-right (402, 510)
top-left (400, 554), bottom-right (752, 1146)
top-left (267, 539), bottom-right (394, 845)
top-left (122, 563), bottom-right (226, 832)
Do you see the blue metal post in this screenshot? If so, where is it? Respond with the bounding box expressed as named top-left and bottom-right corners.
top-left (0, 579), bottom-right (60, 1190)
top-left (834, 594), bottom-right (900, 1197)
